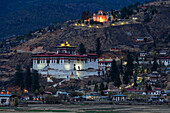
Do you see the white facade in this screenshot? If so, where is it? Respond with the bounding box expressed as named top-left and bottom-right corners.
top-left (0, 95), bottom-right (10, 106)
top-left (33, 42), bottom-right (98, 79)
top-left (157, 57), bottom-right (170, 66)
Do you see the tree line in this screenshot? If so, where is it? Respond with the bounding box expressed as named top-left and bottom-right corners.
top-left (15, 65), bottom-right (40, 93)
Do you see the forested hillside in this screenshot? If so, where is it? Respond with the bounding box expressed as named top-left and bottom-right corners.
top-left (0, 0), bottom-right (146, 39)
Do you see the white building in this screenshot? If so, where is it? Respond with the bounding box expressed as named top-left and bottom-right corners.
top-left (0, 94), bottom-right (12, 106)
top-left (33, 42), bottom-right (98, 79)
top-left (158, 57), bottom-right (170, 66)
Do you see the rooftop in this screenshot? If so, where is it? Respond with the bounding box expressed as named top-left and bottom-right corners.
top-left (33, 53), bottom-right (97, 57)
top-left (0, 94), bottom-right (12, 97)
top-left (56, 41), bottom-right (75, 48)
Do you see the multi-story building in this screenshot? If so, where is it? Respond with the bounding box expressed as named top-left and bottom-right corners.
top-left (33, 42), bottom-right (98, 79)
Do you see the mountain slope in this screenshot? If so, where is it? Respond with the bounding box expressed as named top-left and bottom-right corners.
top-left (0, 0), bottom-right (145, 39)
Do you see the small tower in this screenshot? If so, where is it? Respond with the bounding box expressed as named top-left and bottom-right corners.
top-left (98, 10), bottom-right (103, 15)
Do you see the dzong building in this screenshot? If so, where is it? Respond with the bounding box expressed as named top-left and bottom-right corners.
top-left (33, 42), bottom-right (98, 79)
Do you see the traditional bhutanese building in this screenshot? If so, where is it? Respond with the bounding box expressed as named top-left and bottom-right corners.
top-left (33, 42), bottom-right (98, 79)
top-left (93, 10), bottom-right (114, 23)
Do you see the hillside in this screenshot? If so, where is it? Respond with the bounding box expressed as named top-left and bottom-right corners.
top-left (0, 0), bottom-right (146, 39)
top-left (0, 1), bottom-right (170, 71)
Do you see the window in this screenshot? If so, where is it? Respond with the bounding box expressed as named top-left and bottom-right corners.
top-left (57, 59), bottom-right (59, 64)
top-left (47, 59), bottom-right (50, 64)
top-left (1, 99), bottom-right (6, 104)
top-left (37, 59), bottom-right (40, 64)
top-left (74, 64), bottom-right (76, 70)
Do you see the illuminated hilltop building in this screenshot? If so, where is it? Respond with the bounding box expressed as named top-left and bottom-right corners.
top-left (33, 42), bottom-right (98, 79)
top-left (93, 10), bottom-right (114, 23)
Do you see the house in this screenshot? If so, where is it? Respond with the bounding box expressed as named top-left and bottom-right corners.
top-left (103, 89), bottom-right (122, 95)
top-left (158, 57), bottom-right (170, 66)
top-left (147, 71), bottom-right (161, 85)
top-left (98, 60), bottom-right (112, 71)
top-left (112, 95), bottom-right (127, 101)
top-left (126, 88), bottom-right (146, 95)
top-left (159, 50), bottom-right (168, 56)
top-left (0, 94), bottom-right (16, 106)
top-left (136, 38), bottom-right (144, 42)
top-left (110, 47), bottom-right (121, 52)
top-left (85, 92), bottom-right (100, 100)
top-left (33, 42), bottom-right (98, 79)
top-left (139, 51), bottom-right (147, 57)
top-left (56, 91), bottom-right (70, 96)
top-left (161, 67), bottom-right (170, 74)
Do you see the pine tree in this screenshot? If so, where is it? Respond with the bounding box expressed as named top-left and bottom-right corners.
top-left (81, 11), bottom-right (86, 20)
top-left (100, 82), bottom-right (104, 91)
top-left (119, 59), bottom-right (124, 75)
top-left (25, 66), bottom-right (32, 90)
top-left (78, 43), bottom-right (86, 55)
top-left (15, 65), bottom-right (24, 90)
top-left (123, 70), bottom-right (130, 85)
top-left (133, 69), bottom-right (138, 87)
top-left (105, 84), bottom-right (108, 90)
top-left (121, 7), bottom-right (128, 19)
top-left (100, 83), bottom-right (105, 95)
top-left (151, 57), bottom-right (158, 71)
top-left (96, 38), bottom-right (101, 57)
top-left (123, 53), bottom-right (134, 85)
top-left (94, 84), bottom-right (98, 92)
top-left (32, 70), bottom-right (40, 92)
top-left (136, 56), bottom-right (139, 65)
top-left (87, 11), bottom-right (91, 19)
top-left (109, 60), bottom-right (122, 87)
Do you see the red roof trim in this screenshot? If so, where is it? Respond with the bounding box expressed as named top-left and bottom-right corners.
top-left (159, 57), bottom-right (170, 59)
top-left (86, 53), bottom-right (97, 56)
top-left (98, 61), bottom-right (112, 63)
top-left (33, 53), bottom-right (97, 57)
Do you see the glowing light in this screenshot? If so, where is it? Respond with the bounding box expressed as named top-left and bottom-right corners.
top-left (96, 26), bottom-right (99, 28)
top-left (123, 61), bottom-right (127, 65)
top-left (64, 64), bottom-right (71, 70)
top-left (60, 43), bottom-right (65, 47)
top-left (60, 42), bottom-right (71, 47)
top-left (24, 89), bottom-right (28, 93)
top-left (121, 22), bottom-right (124, 25)
top-left (137, 77), bottom-right (142, 81)
top-left (75, 23), bottom-right (77, 26)
top-left (81, 24), bottom-right (85, 26)
top-left (7, 91), bottom-right (10, 94)
top-left (0, 92), bottom-right (5, 94)
top-left (112, 24), bottom-right (115, 26)
top-left (88, 25), bottom-right (92, 28)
